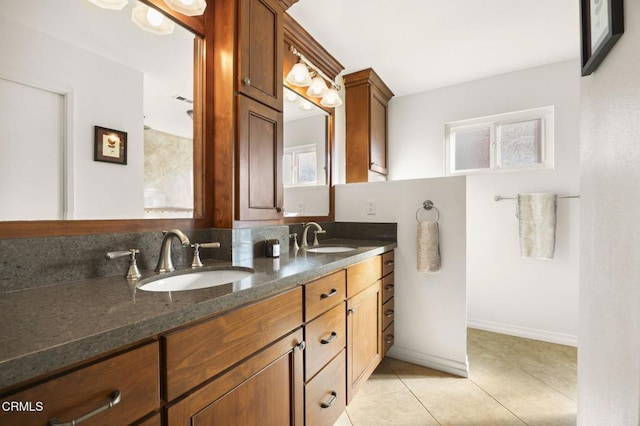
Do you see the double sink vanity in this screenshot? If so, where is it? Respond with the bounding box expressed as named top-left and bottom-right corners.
top-left (0, 234), bottom-right (396, 425)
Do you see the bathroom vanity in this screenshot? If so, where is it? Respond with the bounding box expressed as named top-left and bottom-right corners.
top-left (0, 242), bottom-right (395, 425)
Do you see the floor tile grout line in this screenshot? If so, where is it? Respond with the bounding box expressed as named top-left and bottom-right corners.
top-left (384, 359), bottom-right (443, 426)
top-left (467, 375), bottom-right (531, 425)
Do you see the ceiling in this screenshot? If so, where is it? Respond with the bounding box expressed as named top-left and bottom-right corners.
top-left (287, 0), bottom-right (581, 97)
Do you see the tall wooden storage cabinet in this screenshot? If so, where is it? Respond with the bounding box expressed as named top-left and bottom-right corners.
top-left (343, 68), bottom-right (394, 183)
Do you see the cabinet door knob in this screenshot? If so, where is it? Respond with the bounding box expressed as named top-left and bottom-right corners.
top-left (320, 331), bottom-right (338, 344)
top-left (385, 335), bottom-right (395, 344)
top-left (275, 206), bottom-right (283, 213)
top-left (321, 288), bottom-right (338, 299)
top-left (296, 341), bottom-right (306, 351)
top-left (385, 309), bottom-right (394, 318)
top-left (243, 77), bottom-right (251, 86)
top-left (48, 390), bottom-right (121, 426)
top-left (348, 307), bottom-right (356, 314)
top-left (384, 284), bottom-right (395, 291)
top-left (384, 260), bottom-right (394, 266)
top-left (320, 391), bottom-right (338, 409)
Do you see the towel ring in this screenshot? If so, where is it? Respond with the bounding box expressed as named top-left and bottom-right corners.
top-left (416, 200), bottom-right (440, 223)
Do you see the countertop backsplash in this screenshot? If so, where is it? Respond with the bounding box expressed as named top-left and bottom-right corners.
top-left (0, 222), bottom-right (396, 293)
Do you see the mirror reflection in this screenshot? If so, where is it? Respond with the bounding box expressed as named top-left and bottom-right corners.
top-left (0, 0), bottom-right (197, 221)
top-left (283, 88), bottom-right (330, 217)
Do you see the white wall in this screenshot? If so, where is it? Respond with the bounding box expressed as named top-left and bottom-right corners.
top-left (578, 0), bottom-right (640, 423)
top-left (0, 16), bottom-right (144, 219)
top-left (387, 60), bottom-right (581, 345)
top-left (336, 177), bottom-right (468, 376)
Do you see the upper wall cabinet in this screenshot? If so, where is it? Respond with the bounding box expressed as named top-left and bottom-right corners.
top-left (238, 0), bottom-right (284, 111)
top-left (344, 68), bottom-right (394, 183)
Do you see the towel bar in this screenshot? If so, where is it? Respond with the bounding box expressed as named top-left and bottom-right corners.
top-left (416, 200), bottom-right (440, 222)
top-left (494, 195), bottom-right (580, 201)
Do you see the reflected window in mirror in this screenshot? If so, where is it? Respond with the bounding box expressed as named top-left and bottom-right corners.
top-left (283, 87), bottom-right (329, 217)
top-left (0, 0), bottom-right (200, 221)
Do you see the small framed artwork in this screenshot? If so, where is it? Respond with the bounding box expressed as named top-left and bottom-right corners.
top-left (581, 0), bottom-right (624, 76)
top-left (94, 126), bottom-right (127, 165)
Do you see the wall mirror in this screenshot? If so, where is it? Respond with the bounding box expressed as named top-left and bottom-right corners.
top-left (283, 87), bottom-right (330, 218)
top-left (0, 0), bottom-right (205, 233)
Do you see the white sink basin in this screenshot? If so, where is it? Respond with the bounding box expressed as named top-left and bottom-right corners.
top-left (304, 245), bottom-right (357, 253)
top-left (138, 268), bottom-right (254, 292)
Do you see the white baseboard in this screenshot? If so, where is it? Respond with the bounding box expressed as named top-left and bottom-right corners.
top-left (467, 318), bottom-right (578, 347)
top-left (386, 346), bottom-right (469, 378)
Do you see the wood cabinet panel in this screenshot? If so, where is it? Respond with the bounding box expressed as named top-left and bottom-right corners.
top-left (164, 288), bottom-right (302, 400)
top-left (304, 270), bottom-right (346, 321)
top-left (167, 329), bottom-right (304, 425)
top-left (238, 0), bottom-right (283, 111)
top-left (136, 412), bottom-right (162, 426)
top-left (382, 272), bottom-right (394, 303)
top-left (346, 281), bottom-right (381, 403)
top-left (382, 250), bottom-right (395, 277)
top-left (305, 350), bottom-right (346, 426)
top-left (346, 256), bottom-right (382, 297)
top-left (236, 95), bottom-right (284, 221)
top-left (383, 322), bottom-right (395, 357)
top-left (382, 297), bottom-right (395, 331)
top-left (305, 303), bottom-right (346, 380)
top-left (0, 342), bottom-right (159, 426)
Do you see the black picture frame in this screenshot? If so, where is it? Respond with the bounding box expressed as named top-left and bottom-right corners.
top-left (581, 0), bottom-right (624, 76)
top-left (94, 126), bottom-right (127, 165)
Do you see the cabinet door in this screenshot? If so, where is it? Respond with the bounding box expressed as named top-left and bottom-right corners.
top-left (236, 95), bottom-right (283, 221)
top-left (238, 0), bottom-right (283, 111)
top-left (167, 329), bottom-right (304, 426)
top-left (369, 88), bottom-right (388, 175)
top-left (346, 281), bottom-right (382, 403)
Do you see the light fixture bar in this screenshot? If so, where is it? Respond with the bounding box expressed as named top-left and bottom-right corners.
top-left (289, 46), bottom-right (341, 91)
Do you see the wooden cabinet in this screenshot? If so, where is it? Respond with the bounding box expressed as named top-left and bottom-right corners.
top-left (344, 68), bottom-right (394, 183)
top-left (212, 0), bottom-right (285, 226)
top-left (238, 0), bottom-right (283, 111)
top-left (236, 96), bottom-right (283, 221)
top-left (166, 329), bottom-right (304, 425)
top-left (0, 342), bottom-right (160, 426)
top-left (381, 250), bottom-right (395, 355)
top-left (303, 271), bottom-right (347, 426)
top-left (346, 256), bottom-right (383, 403)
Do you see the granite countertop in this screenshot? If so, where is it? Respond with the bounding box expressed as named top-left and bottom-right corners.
top-left (0, 239), bottom-right (396, 390)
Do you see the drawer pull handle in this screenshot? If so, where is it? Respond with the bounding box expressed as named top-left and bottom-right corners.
top-left (321, 288), bottom-right (338, 299)
top-left (384, 284), bottom-right (395, 291)
top-left (320, 331), bottom-right (338, 344)
top-left (385, 335), bottom-right (395, 344)
top-left (48, 390), bottom-right (121, 426)
top-left (385, 309), bottom-right (394, 318)
top-left (320, 391), bottom-right (337, 409)
top-left (384, 260), bottom-right (394, 266)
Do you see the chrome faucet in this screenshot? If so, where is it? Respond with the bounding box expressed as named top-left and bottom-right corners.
top-left (155, 229), bottom-right (191, 273)
top-left (301, 222), bottom-right (326, 248)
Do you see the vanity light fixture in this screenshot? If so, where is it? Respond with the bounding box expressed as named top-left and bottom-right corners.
top-left (87, 0), bottom-right (128, 9)
top-left (286, 62), bottom-right (312, 87)
top-left (163, 0), bottom-right (207, 16)
top-left (131, 2), bottom-right (175, 35)
top-left (298, 99), bottom-right (314, 111)
top-left (284, 88), bottom-right (299, 102)
top-left (287, 45), bottom-right (342, 108)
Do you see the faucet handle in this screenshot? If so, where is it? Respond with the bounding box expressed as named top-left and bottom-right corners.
top-left (289, 233), bottom-right (299, 250)
top-left (191, 242), bottom-right (221, 268)
top-left (105, 249), bottom-right (142, 280)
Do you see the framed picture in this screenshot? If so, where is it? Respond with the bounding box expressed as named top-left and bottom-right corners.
top-left (94, 126), bottom-right (127, 165)
top-left (581, 0), bottom-right (624, 76)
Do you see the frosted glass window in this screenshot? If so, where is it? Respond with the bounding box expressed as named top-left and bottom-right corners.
top-left (452, 127), bottom-right (491, 172)
top-left (297, 151), bottom-right (317, 184)
top-left (498, 119), bottom-right (542, 167)
top-left (283, 153), bottom-right (293, 186)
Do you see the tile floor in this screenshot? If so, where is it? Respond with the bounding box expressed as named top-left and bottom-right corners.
top-left (335, 328), bottom-right (577, 426)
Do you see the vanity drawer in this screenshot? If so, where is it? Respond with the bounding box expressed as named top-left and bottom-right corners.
top-left (382, 297), bottom-right (395, 331)
top-left (163, 287), bottom-right (302, 401)
top-left (382, 272), bottom-right (394, 303)
top-left (305, 350), bottom-right (346, 426)
top-left (346, 256), bottom-right (382, 297)
top-left (305, 271), bottom-right (346, 321)
top-left (0, 342), bottom-right (159, 426)
top-left (305, 303), bottom-right (346, 380)
top-left (383, 322), bottom-right (395, 356)
top-left (382, 250), bottom-right (394, 277)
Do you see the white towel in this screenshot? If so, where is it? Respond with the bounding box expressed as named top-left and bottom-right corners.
top-left (417, 221), bottom-right (441, 273)
top-left (517, 193), bottom-right (558, 259)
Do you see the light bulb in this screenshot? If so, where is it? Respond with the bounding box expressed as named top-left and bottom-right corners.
top-left (146, 8), bottom-right (164, 26)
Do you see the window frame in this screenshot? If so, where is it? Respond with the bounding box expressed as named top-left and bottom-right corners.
top-left (283, 143), bottom-right (318, 187)
top-left (444, 106), bottom-right (554, 176)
